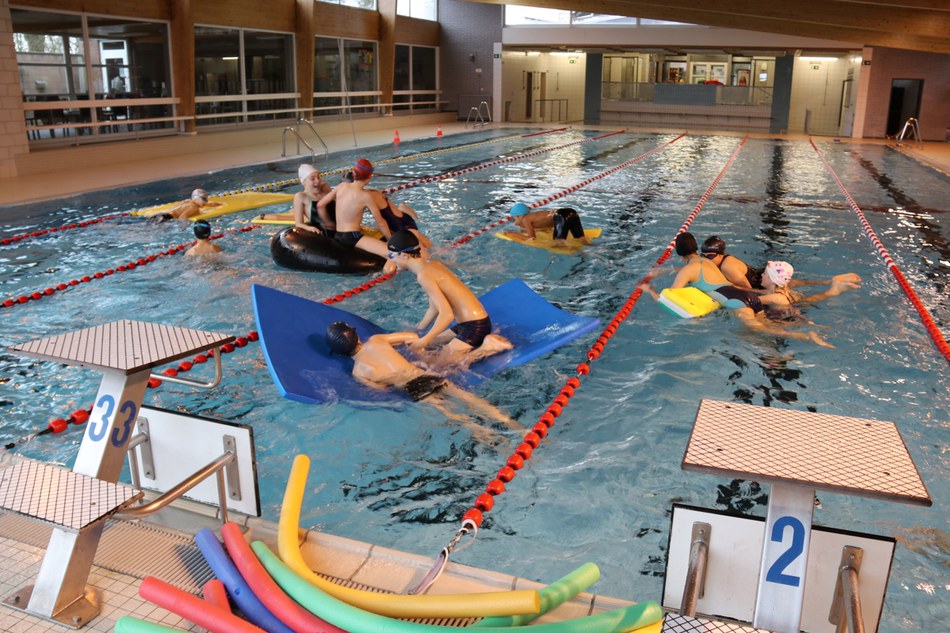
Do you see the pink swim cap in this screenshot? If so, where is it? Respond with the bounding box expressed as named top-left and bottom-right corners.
top-left (765, 261), bottom-right (794, 287)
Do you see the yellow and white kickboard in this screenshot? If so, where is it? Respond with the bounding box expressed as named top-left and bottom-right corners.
top-left (659, 287), bottom-right (720, 318)
top-left (134, 192), bottom-right (293, 221)
top-left (495, 228), bottom-right (601, 255)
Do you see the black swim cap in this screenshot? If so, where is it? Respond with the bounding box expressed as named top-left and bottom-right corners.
top-left (675, 232), bottom-right (698, 257)
top-left (701, 235), bottom-right (726, 255)
top-left (193, 220), bottom-right (212, 240)
top-left (326, 321), bottom-right (358, 355)
top-left (387, 229), bottom-right (421, 254)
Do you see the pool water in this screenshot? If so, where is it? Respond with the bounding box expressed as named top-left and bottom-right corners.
top-left (1, 129), bottom-right (947, 631)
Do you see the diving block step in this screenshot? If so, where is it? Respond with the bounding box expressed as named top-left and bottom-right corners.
top-left (0, 460), bottom-right (142, 531)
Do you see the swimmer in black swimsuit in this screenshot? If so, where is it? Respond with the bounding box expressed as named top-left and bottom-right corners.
top-left (701, 236), bottom-right (856, 293)
top-left (509, 203), bottom-right (591, 245)
top-left (325, 322), bottom-right (519, 438)
top-left (386, 230), bottom-right (512, 368)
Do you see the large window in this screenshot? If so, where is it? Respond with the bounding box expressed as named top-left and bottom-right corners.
top-left (393, 44), bottom-right (438, 112)
top-left (13, 8), bottom-right (174, 142)
top-left (505, 8), bottom-right (682, 25)
top-left (397, 0), bottom-right (437, 20)
top-left (316, 0), bottom-right (376, 8)
top-left (194, 26), bottom-right (295, 126)
top-left (313, 37), bottom-right (379, 116)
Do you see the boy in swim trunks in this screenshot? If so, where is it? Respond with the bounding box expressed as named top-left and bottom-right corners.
top-left (508, 202), bottom-right (591, 246)
top-left (316, 158), bottom-right (392, 266)
top-left (325, 322), bottom-right (518, 439)
top-left (639, 232), bottom-right (834, 347)
top-left (386, 230), bottom-right (512, 367)
top-left (184, 220), bottom-right (222, 257)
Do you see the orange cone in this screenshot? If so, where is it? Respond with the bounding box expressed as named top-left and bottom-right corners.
top-left (436, 125), bottom-right (443, 138)
top-left (393, 130), bottom-right (400, 143)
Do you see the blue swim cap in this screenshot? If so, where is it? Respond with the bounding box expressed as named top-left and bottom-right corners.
top-left (510, 202), bottom-right (531, 216)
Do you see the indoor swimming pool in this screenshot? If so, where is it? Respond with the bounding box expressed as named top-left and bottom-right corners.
top-left (0, 128), bottom-right (947, 631)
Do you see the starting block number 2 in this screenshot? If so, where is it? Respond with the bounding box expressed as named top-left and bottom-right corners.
top-left (766, 516), bottom-right (806, 587)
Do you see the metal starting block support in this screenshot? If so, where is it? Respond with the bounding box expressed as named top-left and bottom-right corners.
top-left (2, 320), bottom-right (233, 627)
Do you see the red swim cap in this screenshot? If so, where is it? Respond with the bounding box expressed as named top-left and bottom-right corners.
top-left (353, 158), bottom-right (374, 180)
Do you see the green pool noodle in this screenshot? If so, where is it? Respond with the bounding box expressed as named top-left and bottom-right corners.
top-left (472, 561), bottom-right (601, 628)
top-left (115, 617), bottom-right (185, 633)
top-left (253, 540), bottom-right (663, 633)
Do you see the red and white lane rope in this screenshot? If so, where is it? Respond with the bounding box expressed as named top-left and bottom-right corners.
top-left (0, 213), bottom-right (132, 246)
top-left (810, 138), bottom-right (950, 364)
top-left (410, 134), bottom-right (740, 593)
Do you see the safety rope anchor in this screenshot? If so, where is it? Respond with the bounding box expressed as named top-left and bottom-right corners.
top-left (408, 518), bottom-right (478, 595)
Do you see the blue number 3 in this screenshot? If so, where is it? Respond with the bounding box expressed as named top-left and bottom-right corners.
top-left (88, 395), bottom-right (137, 447)
top-left (766, 516), bottom-right (805, 587)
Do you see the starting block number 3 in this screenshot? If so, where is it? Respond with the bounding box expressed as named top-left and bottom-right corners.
top-left (88, 394), bottom-right (138, 448)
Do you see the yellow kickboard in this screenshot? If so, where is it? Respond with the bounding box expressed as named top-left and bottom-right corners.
top-left (659, 287), bottom-right (720, 318)
top-left (134, 192), bottom-right (293, 221)
top-left (496, 228), bottom-right (601, 255)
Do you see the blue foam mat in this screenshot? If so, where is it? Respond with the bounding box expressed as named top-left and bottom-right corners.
top-left (251, 280), bottom-right (600, 405)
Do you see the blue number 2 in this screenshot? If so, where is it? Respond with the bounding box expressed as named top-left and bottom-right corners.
top-left (766, 516), bottom-right (805, 587)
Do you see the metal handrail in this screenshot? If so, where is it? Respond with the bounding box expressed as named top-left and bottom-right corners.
top-left (465, 106), bottom-right (485, 128)
top-left (680, 521), bottom-right (711, 616)
top-left (282, 125), bottom-right (316, 162)
top-left (478, 100), bottom-right (492, 123)
top-left (116, 451), bottom-right (236, 524)
top-left (830, 546), bottom-right (865, 633)
top-left (148, 346), bottom-right (224, 390)
top-left (297, 118), bottom-right (329, 160)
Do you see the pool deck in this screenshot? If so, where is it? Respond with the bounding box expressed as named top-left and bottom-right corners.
top-left (1, 122), bottom-right (947, 207)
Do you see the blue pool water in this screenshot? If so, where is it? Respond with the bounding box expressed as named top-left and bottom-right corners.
top-left (1, 129), bottom-right (947, 631)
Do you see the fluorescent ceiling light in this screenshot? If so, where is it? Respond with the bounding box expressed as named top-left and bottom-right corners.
top-left (222, 56), bottom-right (238, 60)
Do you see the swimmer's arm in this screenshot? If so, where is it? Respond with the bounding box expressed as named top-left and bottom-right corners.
top-left (637, 281), bottom-right (660, 301)
top-left (670, 265), bottom-right (694, 289)
top-left (414, 278), bottom-right (454, 347)
top-left (416, 301), bottom-right (437, 331)
top-left (316, 188), bottom-right (338, 230)
top-left (720, 261), bottom-right (753, 289)
top-left (794, 279), bottom-right (861, 304)
top-left (399, 203), bottom-right (419, 220)
top-left (376, 332), bottom-right (420, 347)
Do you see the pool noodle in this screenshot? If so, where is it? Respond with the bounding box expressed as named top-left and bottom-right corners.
top-left (221, 521), bottom-right (346, 633)
top-left (278, 454), bottom-right (540, 619)
top-left (471, 562), bottom-right (601, 628)
top-left (195, 528), bottom-right (296, 633)
top-left (202, 578), bottom-right (231, 611)
top-left (255, 540), bottom-right (664, 633)
top-left (114, 617), bottom-right (188, 632)
top-left (137, 575), bottom-right (265, 633)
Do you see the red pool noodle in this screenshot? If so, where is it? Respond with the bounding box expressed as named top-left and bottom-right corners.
top-left (202, 579), bottom-right (231, 612)
top-left (221, 522), bottom-right (346, 633)
top-left (139, 576), bottom-right (263, 633)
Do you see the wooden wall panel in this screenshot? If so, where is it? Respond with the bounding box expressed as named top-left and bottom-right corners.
top-left (394, 16), bottom-right (439, 47)
top-left (193, 0), bottom-right (296, 32)
top-left (312, 2), bottom-right (379, 41)
top-left (16, 0), bottom-right (170, 21)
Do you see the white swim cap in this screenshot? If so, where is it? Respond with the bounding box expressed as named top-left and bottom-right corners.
top-left (191, 189), bottom-right (209, 203)
top-left (766, 261), bottom-right (794, 287)
top-left (298, 164), bottom-right (318, 184)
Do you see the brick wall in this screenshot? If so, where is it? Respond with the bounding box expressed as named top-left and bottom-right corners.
top-left (0, 0), bottom-right (30, 178)
top-left (438, 0), bottom-right (502, 118)
top-left (859, 47), bottom-right (950, 141)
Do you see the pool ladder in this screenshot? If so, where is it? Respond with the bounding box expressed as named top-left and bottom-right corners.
top-left (897, 117), bottom-right (923, 148)
top-left (465, 101), bottom-right (492, 128)
top-left (282, 118), bottom-right (330, 162)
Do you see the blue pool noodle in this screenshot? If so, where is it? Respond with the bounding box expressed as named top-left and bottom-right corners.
top-left (194, 528), bottom-right (296, 633)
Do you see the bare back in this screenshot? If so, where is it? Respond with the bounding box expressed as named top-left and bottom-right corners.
top-left (417, 260), bottom-right (487, 323)
top-left (330, 181), bottom-right (379, 232)
top-left (351, 335), bottom-right (423, 388)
